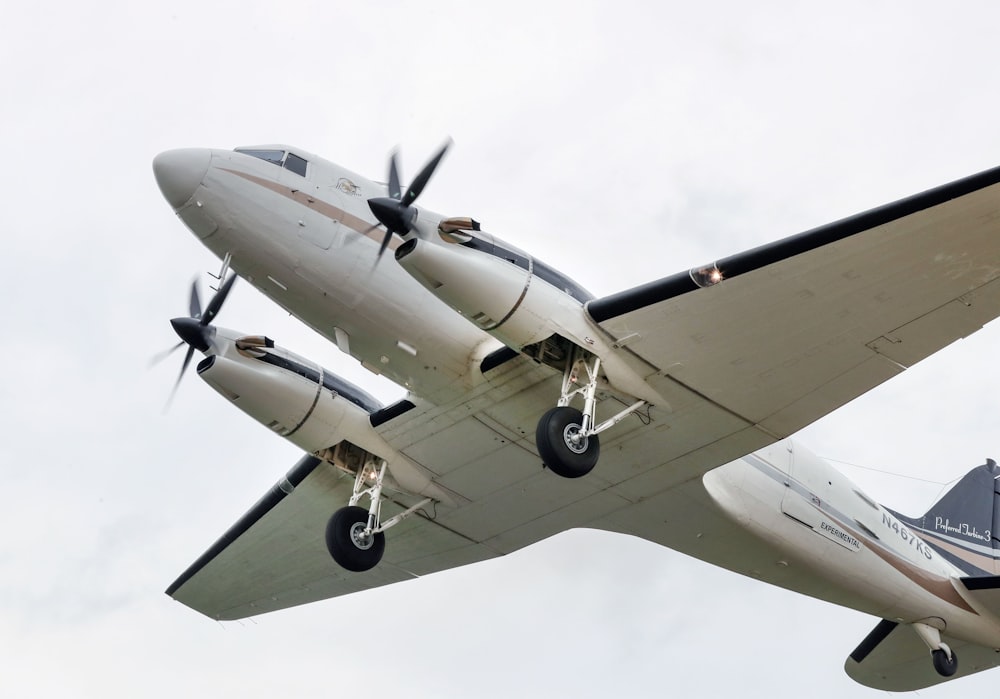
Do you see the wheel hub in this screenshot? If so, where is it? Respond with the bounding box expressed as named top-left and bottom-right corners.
top-left (349, 521), bottom-right (375, 550)
top-left (563, 423), bottom-right (589, 454)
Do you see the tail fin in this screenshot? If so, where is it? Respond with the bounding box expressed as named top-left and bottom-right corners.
top-left (888, 459), bottom-right (1000, 576)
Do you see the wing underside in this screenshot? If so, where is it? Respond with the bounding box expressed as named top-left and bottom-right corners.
top-left (590, 165), bottom-right (1000, 440)
top-left (171, 165), bottom-right (1000, 620)
top-left (167, 455), bottom-right (498, 620)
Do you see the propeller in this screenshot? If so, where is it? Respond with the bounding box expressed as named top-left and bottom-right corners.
top-left (154, 273), bottom-right (237, 404)
top-left (366, 140), bottom-right (451, 260)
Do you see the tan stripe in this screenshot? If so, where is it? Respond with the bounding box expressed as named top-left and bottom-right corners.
top-left (219, 168), bottom-right (401, 251)
top-left (864, 540), bottom-right (977, 613)
top-left (809, 504), bottom-right (977, 614)
top-left (911, 529), bottom-right (999, 575)
top-left (836, 522), bottom-right (978, 613)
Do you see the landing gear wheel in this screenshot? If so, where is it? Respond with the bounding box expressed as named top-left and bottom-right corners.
top-left (536, 406), bottom-right (600, 479)
top-left (325, 505), bottom-right (385, 572)
top-left (932, 648), bottom-right (958, 677)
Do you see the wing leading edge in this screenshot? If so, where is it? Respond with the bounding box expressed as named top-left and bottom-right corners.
top-left (589, 165), bottom-right (1000, 440)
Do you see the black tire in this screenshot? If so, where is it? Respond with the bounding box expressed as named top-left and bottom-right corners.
top-left (536, 406), bottom-right (600, 478)
top-left (932, 648), bottom-right (958, 677)
top-left (325, 505), bottom-right (385, 572)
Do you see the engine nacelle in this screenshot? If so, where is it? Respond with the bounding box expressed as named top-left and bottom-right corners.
top-left (194, 334), bottom-right (460, 506)
top-left (196, 337), bottom-right (382, 455)
top-left (395, 234), bottom-right (590, 350)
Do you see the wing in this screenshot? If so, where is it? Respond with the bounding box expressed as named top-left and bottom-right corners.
top-left (171, 167), bottom-right (1000, 620)
top-left (169, 445), bottom-right (845, 620)
top-left (166, 455), bottom-right (498, 620)
top-left (590, 165), bottom-right (1000, 439)
top-left (846, 618), bottom-right (1000, 690)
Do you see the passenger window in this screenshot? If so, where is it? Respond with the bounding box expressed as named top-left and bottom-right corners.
top-left (284, 153), bottom-right (308, 177)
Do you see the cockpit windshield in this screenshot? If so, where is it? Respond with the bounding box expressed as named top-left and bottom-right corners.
top-left (235, 148), bottom-right (285, 165)
top-left (234, 147), bottom-right (309, 177)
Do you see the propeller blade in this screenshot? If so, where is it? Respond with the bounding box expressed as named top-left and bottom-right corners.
top-left (350, 221), bottom-right (381, 243)
top-left (366, 139), bottom-right (453, 266)
top-left (149, 340), bottom-right (185, 368)
top-left (167, 344), bottom-right (197, 409)
top-left (189, 280), bottom-right (202, 319)
top-left (179, 344), bottom-right (196, 381)
top-left (201, 273), bottom-right (236, 326)
top-left (402, 140), bottom-right (451, 207)
top-left (377, 229), bottom-right (394, 259)
top-left (388, 151), bottom-right (401, 200)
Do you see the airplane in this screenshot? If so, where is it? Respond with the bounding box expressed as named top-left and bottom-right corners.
top-left (153, 142), bottom-right (1000, 691)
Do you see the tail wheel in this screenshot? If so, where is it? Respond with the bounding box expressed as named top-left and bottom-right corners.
top-left (536, 406), bottom-right (600, 478)
top-left (325, 505), bottom-right (385, 572)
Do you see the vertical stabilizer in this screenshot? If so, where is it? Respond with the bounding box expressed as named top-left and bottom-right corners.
top-left (888, 459), bottom-right (1000, 576)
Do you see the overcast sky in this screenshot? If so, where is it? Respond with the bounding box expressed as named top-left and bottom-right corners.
top-left (5, 1), bottom-right (1000, 696)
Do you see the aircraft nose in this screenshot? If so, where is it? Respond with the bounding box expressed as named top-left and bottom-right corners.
top-left (153, 148), bottom-right (212, 209)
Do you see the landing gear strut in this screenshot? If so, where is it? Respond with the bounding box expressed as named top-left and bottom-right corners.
top-left (535, 347), bottom-right (647, 479)
top-left (912, 622), bottom-right (958, 678)
top-left (325, 458), bottom-right (431, 572)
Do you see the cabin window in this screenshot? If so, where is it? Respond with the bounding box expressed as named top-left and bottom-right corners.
top-left (284, 152), bottom-right (308, 177)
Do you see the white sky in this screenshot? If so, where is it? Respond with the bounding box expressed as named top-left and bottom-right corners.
top-left (5, 1), bottom-right (1000, 695)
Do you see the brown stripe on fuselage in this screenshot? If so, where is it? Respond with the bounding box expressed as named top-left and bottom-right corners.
top-left (862, 536), bottom-right (977, 614)
top-left (218, 168), bottom-right (400, 251)
top-left (808, 505), bottom-right (977, 614)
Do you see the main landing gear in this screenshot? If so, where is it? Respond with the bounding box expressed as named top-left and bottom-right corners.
top-left (912, 622), bottom-right (959, 678)
top-left (325, 459), bottom-right (431, 572)
top-left (535, 347), bottom-right (647, 479)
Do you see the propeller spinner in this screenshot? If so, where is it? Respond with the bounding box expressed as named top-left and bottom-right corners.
top-left (367, 141), bottom-right (451, 259)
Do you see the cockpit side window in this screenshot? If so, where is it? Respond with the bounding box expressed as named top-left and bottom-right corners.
top-left (284, 152), bottom-right (308, 177)
top-left (234, 148), bottom-right (309, 178)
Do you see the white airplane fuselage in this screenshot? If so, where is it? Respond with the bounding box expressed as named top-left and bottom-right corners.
top-left (154, 145), bottom-right (1000, 655)
top-left (162, 147), bottom-right (491, 400)
top-left (706, 446), bottom-right (1000, 649)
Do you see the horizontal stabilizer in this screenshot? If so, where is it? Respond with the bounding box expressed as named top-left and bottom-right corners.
top-left (845, 617), bottom-right (1000, 690)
